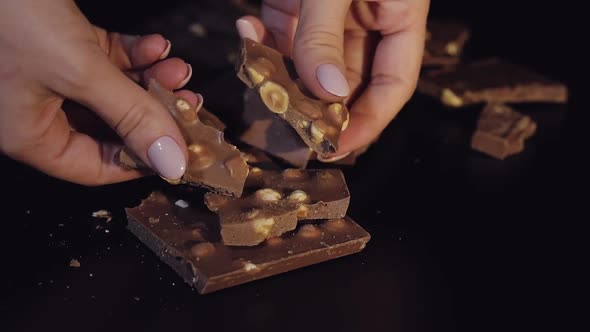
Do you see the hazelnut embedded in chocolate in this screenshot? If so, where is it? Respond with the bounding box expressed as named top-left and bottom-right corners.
top-left (259, 81), bottom-right (289, 114)
top-left (255, 188), bottom-right (282, 203)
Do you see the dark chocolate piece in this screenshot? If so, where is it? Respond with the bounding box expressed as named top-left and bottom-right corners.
top-left (470, 103), bottom-right (537, 159)
top-left (204, 168), bottom-right (350, 246)
top-left (418, 58), bottom-right (568, 107)
top-left (126, 191), bottom-right (370, 294)
top-left (118, 80), bottom-right (249, 196)
top-left (236, 38), bottom-right (349, 157)
top-left (423, 21), bottom-right (470, 67)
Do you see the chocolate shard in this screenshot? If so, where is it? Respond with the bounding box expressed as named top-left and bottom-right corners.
top-left (236, 38), bottom-right (349, 157)
top-left (204, 168), bottom-right (350, 246)
top-left (418, 58), bottom-right (568, 107)
top-left (126, 190), bottom-right (370, 294)
top-left (423, 21), bottom-right (471, 67)
top-left (470, 103), bottom-right (537, 159)
top-left (117, 80), bottom-right (249, 197)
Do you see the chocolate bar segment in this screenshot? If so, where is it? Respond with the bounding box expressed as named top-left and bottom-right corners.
top-left (118, 80), bottom-right (249, 196)
top-left (423, 21), bottom-right (471, 67)
top-left (470, 103), bottom-right (537, 159)
top-left (205, 168), bottom-right (350, 246)
top-left (236, 38), bottom-right (349, 157)
top-left (126, 190), bottom-right (370, 294)
top-left (418, 58), bottom-right (568, 107)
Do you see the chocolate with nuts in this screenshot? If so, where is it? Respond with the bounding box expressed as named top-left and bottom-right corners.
top-left (126, 190), bottom-right (370, 294)
top-left (236, 38), bottom-right (349, 157)
top-left (418, 58), bottom-right (568, 107)
top-left (118, 80), bottom-right (249, 196)
top-left (423, 21), bottom-right (471, 67)
top-left (470, 103), bottom-right (537, 160)
top-left (205, 168), bottom-right (350, 246)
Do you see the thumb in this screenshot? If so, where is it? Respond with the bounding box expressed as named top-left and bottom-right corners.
top-left (293, 0), bottom-right (352, 100)
top-left (67, 52), bottom-right (187, 181)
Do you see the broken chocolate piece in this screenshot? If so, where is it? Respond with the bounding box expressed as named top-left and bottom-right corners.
top-left (418, 58), bottom-right (568, 107)
top-left (470, 103), bottom-right (537, 159)
top-left (118, 80), bottom-right (249, 196)
top-left (204, 168), bottom-right (350, 246)
top-left (240, 89), bottom-right (314, 168)
top-left (126, 190), bottom-right (370, 294)
top-left (236, 38), bottom-right (349, 157)
top-left (423, 21), bottom-right (471, 67)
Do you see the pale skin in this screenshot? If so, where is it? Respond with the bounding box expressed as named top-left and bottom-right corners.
top-left (0, 0), bottom-right (429, 186)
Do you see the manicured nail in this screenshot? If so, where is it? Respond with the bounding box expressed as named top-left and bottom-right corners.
top-left (236, 19), bottom-right (258, 41)
top-left (159, 40), bottom-right (171, 60)
top-left (316, 64), bottom-right (350, 97)
top-left (147, 136), bottom-right (186, 180)
top-left (194, 93), bottom-right (204, 111)
top-left (176, 64), bottom-right (192, 89)
top-left (317, 152), bottom-right (351, 163)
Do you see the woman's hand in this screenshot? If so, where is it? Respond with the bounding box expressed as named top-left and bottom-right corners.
top-left (236, 0), bottom-right (430, 157)
top-left (0, 0), bottom-right (199, 185)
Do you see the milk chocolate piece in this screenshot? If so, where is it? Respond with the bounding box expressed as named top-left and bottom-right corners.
top-left (470, 103), bottom-right (537, 159)
top-left (236, 38), bottom-right (349, 157)
top-left (240, 89), bottom-right (370, 167)
top-left (205, 169), bottom-right (350, 246)
top-left (418, 58), bottom-right (568, 107)
top-left (126, 190), bottom-right (370, 294)
top-left (423, 21), bottom-right (470, 67)
top-left (118, 80), bottom-right (249, 196)
top-left (240, 89), bottom-right (314, 168)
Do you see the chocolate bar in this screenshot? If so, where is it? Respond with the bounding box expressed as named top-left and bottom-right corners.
top-left (418, 58), bottom-right (568, 107)
top-left (470, 103), bottom-right (537, 159)
top-left (423, 21), bottom-right (471, 67)
top-left (118, 80), bottom-right (249, 196)
top-left (126, 190), bottom-right (370, 294)
top-left (204, 168), bottom-right (350, 246)
top-left (236, 38), bottom-right (349, 157)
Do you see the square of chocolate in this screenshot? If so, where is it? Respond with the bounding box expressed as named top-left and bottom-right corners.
top-left (423, 21), bottom-right (471, 67)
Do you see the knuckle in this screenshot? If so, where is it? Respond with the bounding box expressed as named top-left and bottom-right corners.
top-left (52, 49), bottom-right (103, 94)
top-left (296, 26), bottom-right (343, 55)
top-left (114, 101), bottom-right (149, 140)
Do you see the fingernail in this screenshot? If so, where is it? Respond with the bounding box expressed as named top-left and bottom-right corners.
top-left (317, 151), bottom-right (351, 163)
top-left (316, 64), bottom-right (350, 97)
top-left (236, 19), bottom-right (258, 41)
top-left (176, 64), bottom-right (192, 89)
top-left (194, 93), bottom-right (204, 111)
top-left (159, 40), bottom-right (171, 60)
top-left (147, 136), bottom-right (186, 180)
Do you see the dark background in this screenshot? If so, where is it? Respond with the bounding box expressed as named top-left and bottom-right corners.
top-left (1, 1), bottom-right (585, 331)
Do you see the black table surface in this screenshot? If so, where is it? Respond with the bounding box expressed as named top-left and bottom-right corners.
top-left (2, 1), bottom-right (585, 331)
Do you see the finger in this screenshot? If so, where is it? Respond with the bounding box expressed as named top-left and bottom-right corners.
top-left (4, 99), bottom-right (143, 185)
top-left (142, 58), bottom-right (192, 90)
top-left (93, 26), bottom-right (171, 70)
top-left (62, 51), bottom-right (188, 182)
top-left (293, 0), bottom-right (352, 100)
top-left (236, 16), bottom-right (275, 47)
top-left (260, 0), bottom-right (300, 54)
top-left (337, 26), bottom-right (425, 155)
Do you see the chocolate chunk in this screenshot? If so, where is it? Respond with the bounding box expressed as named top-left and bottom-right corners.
top-left (423, 21), bottom-right (471, 67)
top-left (418, 58), bottom-right (568, 107)
top-left (470, 103), bottom-right (537, 159)
top-left (118, 80), bottom-right (249, 196)
top-left (204, 169), bottom-right (350, 246)
top-left (240, 89), bottom-right (371, 167)
top-left (240, 89), bottom-right (315, 168)
top-left (125, 191), bottom-right (370, 294)
top-left (236, 38), bottom-right (349, 157)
